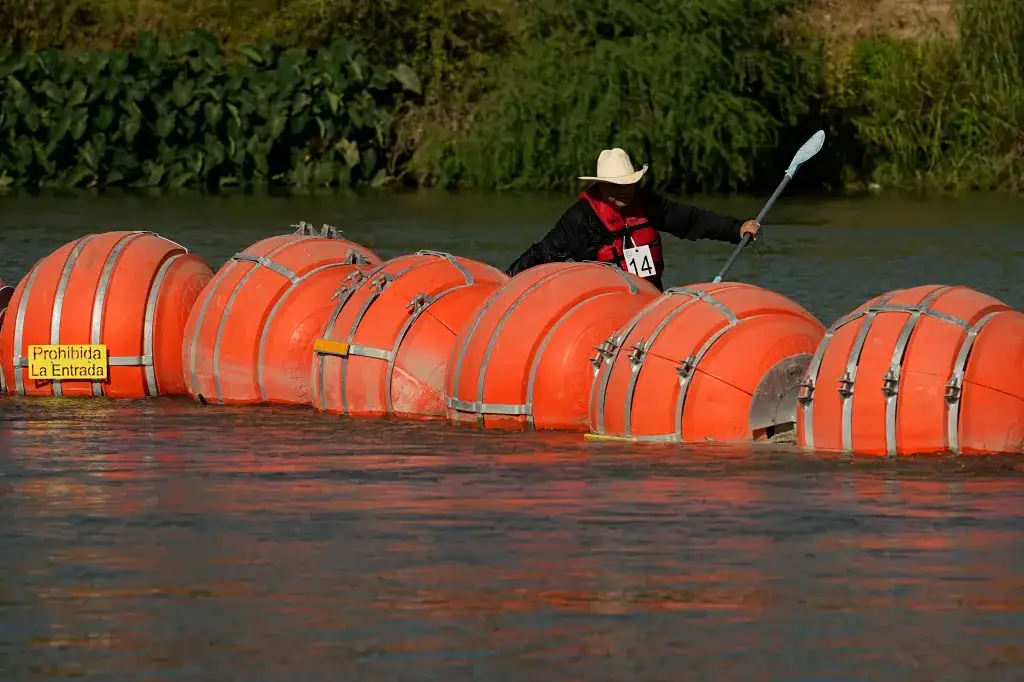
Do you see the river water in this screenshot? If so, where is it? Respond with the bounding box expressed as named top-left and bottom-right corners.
top-left (1, 189), bottom-right (1023, 680)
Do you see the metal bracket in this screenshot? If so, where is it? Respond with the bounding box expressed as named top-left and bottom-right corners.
top-left (797, 378), bottom-right (815, 404)
top-left (837, 371), bottom-right (854, 398)
top-left (627, 339), bottom-right (649, 366)
top-left (676, 355), bottom-right (697, 381)
top-left (590, 338), bottom-right (617, 371)
top-left (881, 369), bottom-right (899, 398)
top-left (291, 220), bottom-right (343, 239)
top-left (406, 292), bottom-right (432, 314)
top-left (332, 270), bottom-right (366, 299)
top-left (944, 376), bottom-right (962, 404)
top-left (371, 273), bottom-right (392, 293)
top-left (344, 250), bottom-right (371, 266)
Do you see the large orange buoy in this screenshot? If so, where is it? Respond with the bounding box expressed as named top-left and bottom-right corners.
top-left (588, 282), bottom-right (826, 443)
top-left (0, 232), bottom-right (214, 398)
top-left (446, 261), bottom-right (661, 431)
top-left (312, 251), bottom-right (508, 418)
top-left (182, 222), bottom-right (380, 406)
top-left (795, 284), bottom-right (1024, 456)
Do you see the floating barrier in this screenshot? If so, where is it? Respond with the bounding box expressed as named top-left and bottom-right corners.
top-left (795, 284), bottom-right (1024, 456)
top-left (588, 282), bottom-right (825, 443)
top-left (312, 251), bottom-right (508, 418)
top-left (0, 231), bottom-right (214, 398)
top-left (182, 222), bottom-right (381, 406)
top-left (446, 261), bottom-right (661, 430)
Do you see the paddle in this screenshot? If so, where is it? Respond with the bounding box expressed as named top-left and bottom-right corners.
top-left (711, 130), bottom-right (826, 283)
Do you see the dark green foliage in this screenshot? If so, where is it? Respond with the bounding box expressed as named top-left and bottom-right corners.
top-left (0, 0), bottom-right (1021, 192)
top-left (408, 0), bottom-right (823, 193)
top-left (827, 0), bottom-right (1024, 190)
top-left (0, 31), bottom-right (419, 189)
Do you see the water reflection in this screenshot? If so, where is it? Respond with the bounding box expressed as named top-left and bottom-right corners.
top-left (4, 397), bottom-right (1024, 678)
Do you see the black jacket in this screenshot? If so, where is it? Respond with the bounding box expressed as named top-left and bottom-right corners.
top-left (505, 188), bottom-right (744, 290)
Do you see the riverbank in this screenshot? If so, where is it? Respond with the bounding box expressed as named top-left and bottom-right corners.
top-left (1, 0), bottom-right (1020, 193)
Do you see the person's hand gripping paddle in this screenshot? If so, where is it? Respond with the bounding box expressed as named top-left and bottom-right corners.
top-left (712, 130), bottom-right (826, 283)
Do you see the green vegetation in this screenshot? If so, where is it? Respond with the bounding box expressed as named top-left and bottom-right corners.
top-left (828, 0), bottom-right (1024, 191)
top-left (1, 0), bottom-right (1021, 192)
top-left (0, 32), bottom-right (420, 188)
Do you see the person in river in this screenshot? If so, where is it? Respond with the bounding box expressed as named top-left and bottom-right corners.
top-left (504, 148), bottom-right (762, 291)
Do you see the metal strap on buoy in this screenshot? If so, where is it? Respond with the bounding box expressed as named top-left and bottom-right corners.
top-left (589, 286), bottom-right (742, 443)
top-left (9, 231), bottom-right (167, 396)
top-left (314, 251), bottom-right (473, 415)
top-left (205, 241), bottom-right (303, 405)
top-left (445, 261), bottom-right (631, 425)
top-left (945, 311), bottom-right (1003, 455)
top-left (797, 288), bottom-right (989, 456)
top-left (588, 295), bottom-right (671, 434)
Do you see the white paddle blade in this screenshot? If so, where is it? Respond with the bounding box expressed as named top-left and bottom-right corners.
top-left (786, 130), bottom-right (825, 176)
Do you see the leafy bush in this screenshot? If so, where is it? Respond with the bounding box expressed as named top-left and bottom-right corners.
top-left (0, 31), bottom-right (421, 188)
top-left (407, 0), bottom-right (825, 194)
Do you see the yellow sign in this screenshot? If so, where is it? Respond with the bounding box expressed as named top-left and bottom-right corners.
top-left (27, 344), bottom-right (108, 381)
top-left (312, 339), bottom-right (351, 357)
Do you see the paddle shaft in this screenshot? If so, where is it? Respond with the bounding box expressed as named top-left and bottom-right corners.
top-left (712, 171), bottom-right (794, 283)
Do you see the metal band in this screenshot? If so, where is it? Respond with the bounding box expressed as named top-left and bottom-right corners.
top-left (798, 292), bottom-right (972, 452)
top-left (447, 274), bottom-right (511, 425)
top-left (347, 344), bottom-right (395, 361)
top-left (523, 294), bottom-right (604, 428)
top-left (188, 260), bottom-right (234, 400)
top-left (577, 260), bottom-right (641, 294)
top-left (314, 266), bottom-right (384, 411)
top-left (12, 258), bottom-right (44, 395)
top-left (382, 285), bottom-right (467, 414)
top-left (839, 292), bottom-right (900, 451)
top-left (674, 317), bottom-right (745, 441)
top-left (50, 235), bottom-right (94, 397)
top-left (415, 250), bottom-right (475, 285)
top-left (945, 310), bottom-right (1002, 455)
top-left (447, 265), bottom-right (568, 424)
top-left (212, 241), bottom-right (302, 404)
top-left (91, 232), bottom-right (150, 396)
top-left (231, 253), bottom-right (301, 285)
top-left (334, 261), bottom-right (424, 414)
top-left (864, 304), bottom-right (969, 329)
top-left (142, 253), bottom-right (185, 397)
top-left (316, 254), bottom-right (456, 414)
top-left (519, 263), bottom-right (644, 428)
top-left (622, 294), bottom-right (704, 436)
top-left (256, 262), bottom-right (351, 402)
top-left (664, 285), bottom-right (740, 322)
top-left (882, 287), bottom-right (951, 457)
top-left (797, 304), bottom-right (877, 449)
top-left (15, 355), bottom-right (152, 368)
top-left (446, 397), bottom-right (530, 416)
top-left (470, 266), bottom-right (578, 426)
top-left (590, 295), bottom-right (673, 433)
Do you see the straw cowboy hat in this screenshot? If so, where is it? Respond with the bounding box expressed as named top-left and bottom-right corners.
top-left (578, 148), bottom-right (649, 185)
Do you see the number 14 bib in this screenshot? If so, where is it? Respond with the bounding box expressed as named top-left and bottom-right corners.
top-left (624, 244), bottom-right (656, 278)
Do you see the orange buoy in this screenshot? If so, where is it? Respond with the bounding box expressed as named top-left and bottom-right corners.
top-left (795, 284), bottom-right (1024, 456)
top-left (312, 251), bottom-right (508, 418)
top-left (588, 282), bottom-right (826, 443)
top-left (446, 261), bottom-right (661, 431)
top-left (182, 222), bottom-right (380, 406)
top-left (0, 232), bottom-right (214, 398)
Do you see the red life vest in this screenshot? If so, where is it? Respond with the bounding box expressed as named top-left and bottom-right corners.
top-left (581, 186), bottom-right (665, 282)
